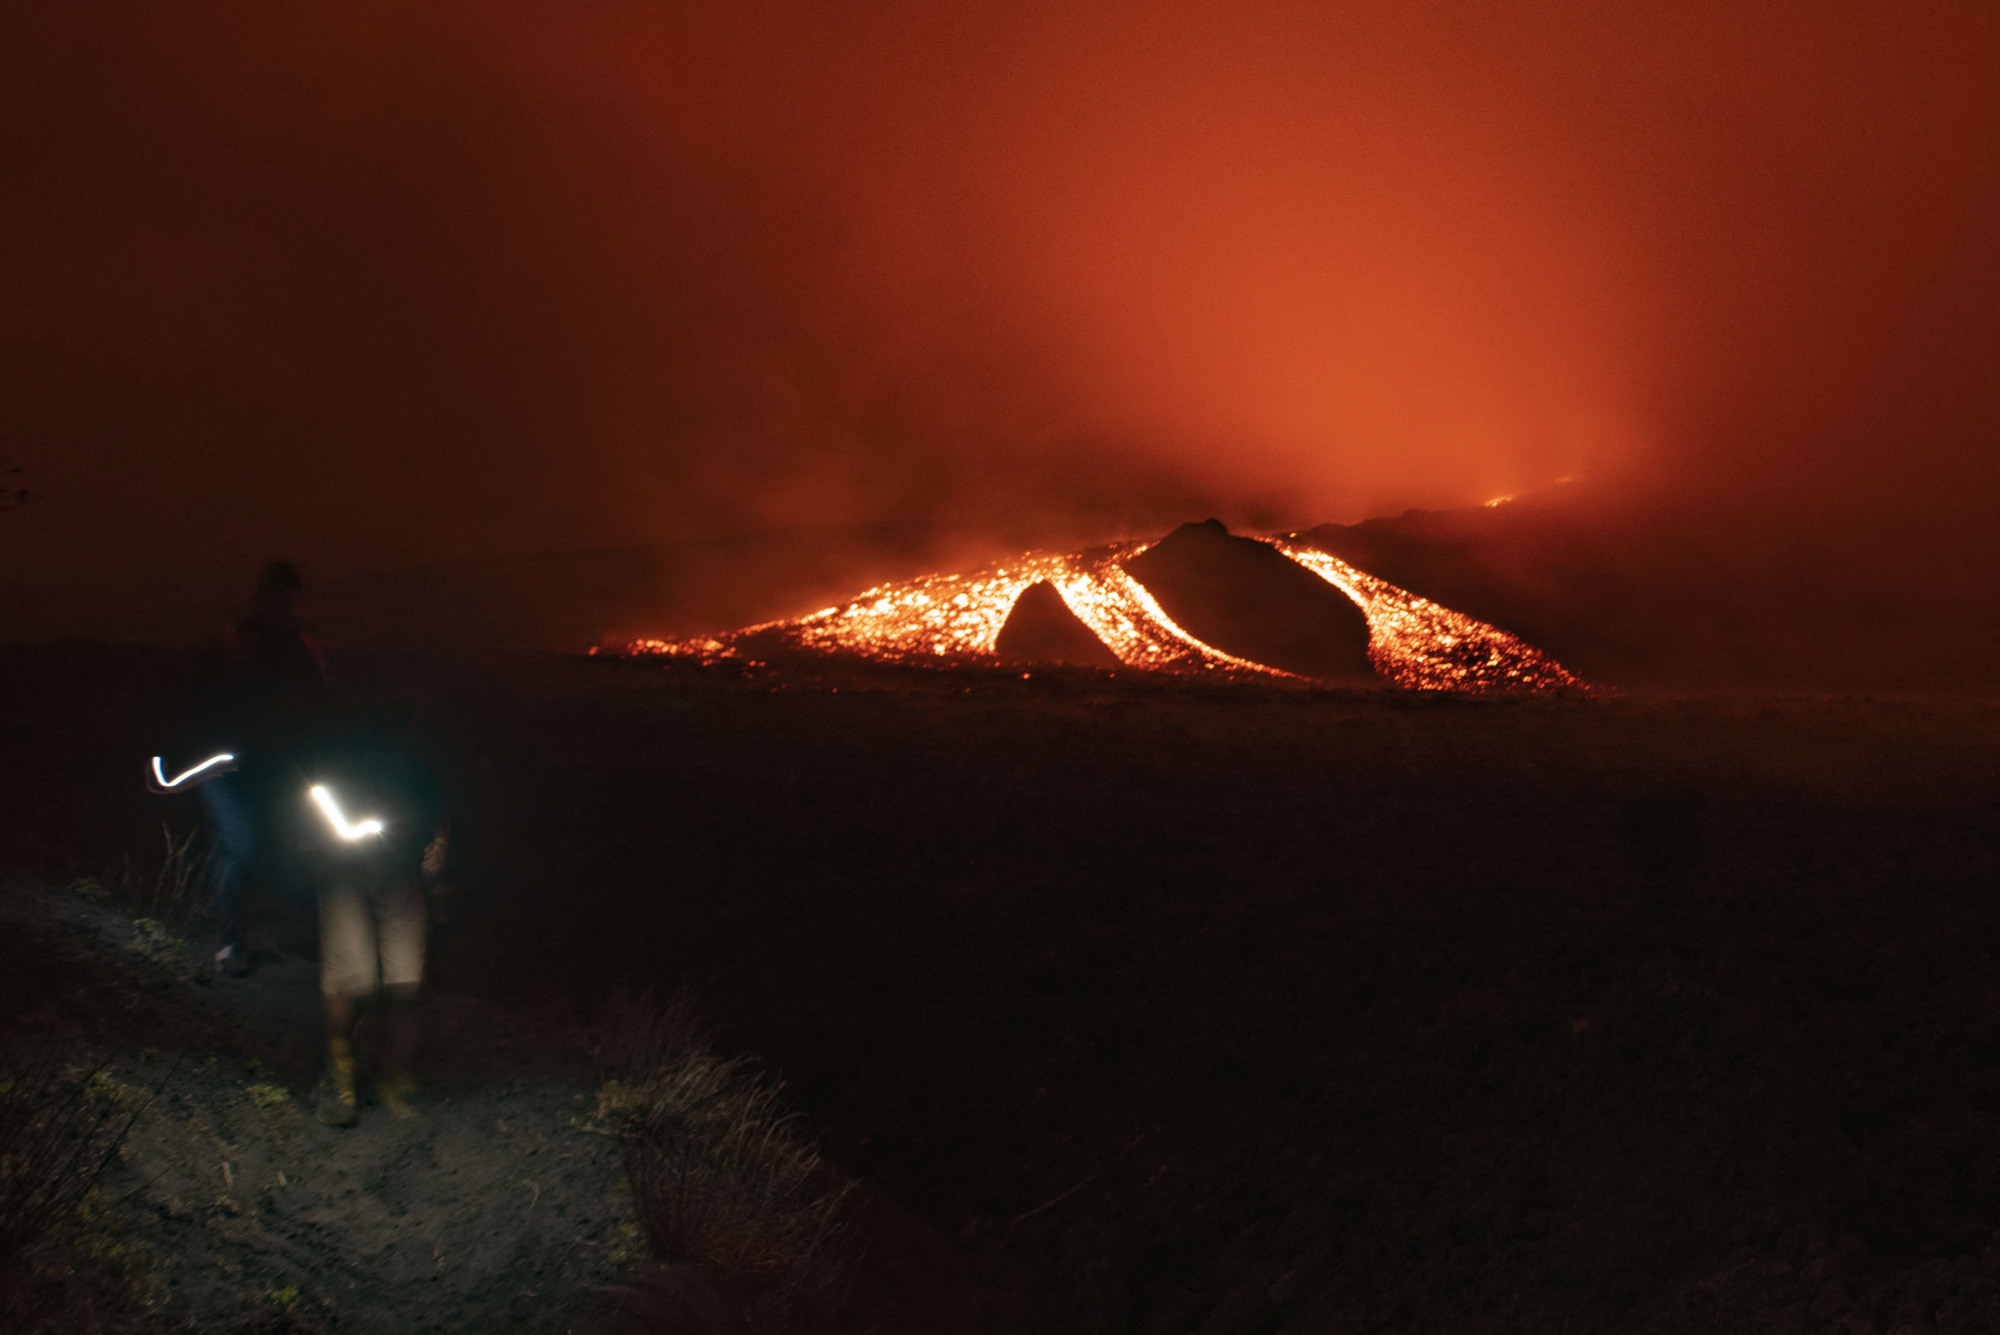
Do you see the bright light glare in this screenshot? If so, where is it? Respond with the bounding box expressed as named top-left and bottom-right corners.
top-left (308, 785), bottom-right (385, 840)
top-left (151, 753), bottom-right (235, 789)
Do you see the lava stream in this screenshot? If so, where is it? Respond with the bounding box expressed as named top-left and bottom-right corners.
top-left (631, 546), bottom-right (1284, 677)
top-left (1049, 551), bottom-right (1291, 677)
top-left (628, 534), bottom-right (1586, 693)
top-left (1267, 537), bottom-right (1583, 692)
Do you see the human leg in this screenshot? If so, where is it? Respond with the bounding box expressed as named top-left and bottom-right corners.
top-left (197, 775), bottom-right (257, 973)
top-left (315, 880), bottom-right (375, 1127)
top-left (372, 879), bottom-right (427, 1119)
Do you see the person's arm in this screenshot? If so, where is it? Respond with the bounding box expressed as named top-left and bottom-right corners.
top-left (421, 818), bottom-right (449, 883)
top-left (419, 772), bottom-right (452, 932)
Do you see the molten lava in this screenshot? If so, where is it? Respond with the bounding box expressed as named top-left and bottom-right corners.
top-left (1265, 538), bottom-right (1582, 692)
top-left (628, 532), bottom-right (1587, 693)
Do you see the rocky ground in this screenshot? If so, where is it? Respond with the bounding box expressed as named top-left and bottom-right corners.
top-left (9, 640), bottom-right (2000, 1332)
top-left (0, 873), bottom-right (634, 1332)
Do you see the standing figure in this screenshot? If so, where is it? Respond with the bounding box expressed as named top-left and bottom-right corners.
top-left (302, 703), bottom-right (445, 1127)
top-left (192, 561), bottom-right (330, 977)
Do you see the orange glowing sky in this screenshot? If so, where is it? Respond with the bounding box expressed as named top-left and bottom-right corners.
top-left (1, 1), bottom-right (1996, 600)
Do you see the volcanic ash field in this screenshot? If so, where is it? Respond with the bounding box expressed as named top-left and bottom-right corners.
top-left (9, 639), bottom-right (2000, 1332)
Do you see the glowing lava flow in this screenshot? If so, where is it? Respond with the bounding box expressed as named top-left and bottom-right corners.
top-left (627, 535), bottom-right (1585, 693)
top-left (1266, 537), bottom-right (1583, 693)
top-left (789, 555), bottom-right (1066, 661)
top-left (629, 555), bottom-right (1062, 665)
top-left (628, 546), bottom-right (1286, 678)
top-left (1050, 551), bottom-right (1289, 676)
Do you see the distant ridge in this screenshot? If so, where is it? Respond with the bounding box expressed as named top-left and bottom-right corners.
top-left (1304, 484), bottom-right (2000, 692)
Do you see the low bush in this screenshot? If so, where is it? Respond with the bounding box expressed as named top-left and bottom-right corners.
top-left (0, 1041), bottom-right (151, 1323)
top-left (597, 999), bottom-right (851, 1328)
top-left (81, 820), bottom-right (212, 941)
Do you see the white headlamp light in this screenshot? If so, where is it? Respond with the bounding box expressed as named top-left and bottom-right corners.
top-left (308, 785), bottom-right (385, 841)
top-left (147, 753), bottom-right (237, 793)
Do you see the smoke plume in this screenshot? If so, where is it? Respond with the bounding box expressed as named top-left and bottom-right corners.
top-left (2, 2), bottom-right (1996, 646)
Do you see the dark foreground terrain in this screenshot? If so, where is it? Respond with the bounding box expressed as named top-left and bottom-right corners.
top-left (7, 641), bottom-right (2000, 1333)
top-left (0, 876), bottom-right (633, 1332)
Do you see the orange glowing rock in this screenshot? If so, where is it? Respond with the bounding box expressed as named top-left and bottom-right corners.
top-left (623, 529), bottom-right (1588, 694)
top-left (995, 580), bottom-right (1122, 667)
top-left (1268, 538), bottom-right (1583, 693)
top-left (1125, 521), bottom-right (1374, 682)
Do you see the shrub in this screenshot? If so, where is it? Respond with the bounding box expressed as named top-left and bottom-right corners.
top-left (0, 1042), bottom-right (149, 1312)
top-left (95, 821), bottom-right (209, 927)
top-left (598, 1000), bottom-right (851, 1324)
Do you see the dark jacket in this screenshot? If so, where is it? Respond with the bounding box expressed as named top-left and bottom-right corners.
top-left (180, 610), bottom-right (330, 788)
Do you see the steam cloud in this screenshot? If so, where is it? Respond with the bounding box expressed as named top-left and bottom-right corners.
top-left (2, 1), bottom-right (1996, 623)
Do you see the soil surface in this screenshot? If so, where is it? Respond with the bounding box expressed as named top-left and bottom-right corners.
top-left (0, 875), bottom-right (633, 1332)
top-left (10, 640), bottom-right (2000, 1333)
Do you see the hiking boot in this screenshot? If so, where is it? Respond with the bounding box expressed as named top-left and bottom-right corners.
top-left (315, 1075), bottom-right (359, 1127)
top-left (316, 1041), bottom-right (359, 1127)
top-left (376, 1074), bottom-right (417, 1121)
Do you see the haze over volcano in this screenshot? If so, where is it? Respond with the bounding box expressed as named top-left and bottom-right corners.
top-left (13, 8), bottom-right (2000, 1327)
top-left (2, 2), bottom-right (1997, 686)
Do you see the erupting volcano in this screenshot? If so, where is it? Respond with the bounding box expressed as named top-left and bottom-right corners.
top-left (627, 521), bottom-right (1586, 693)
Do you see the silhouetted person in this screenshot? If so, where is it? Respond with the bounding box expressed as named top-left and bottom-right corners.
top-left (301, 702), bottom-right (445, 1127)
top-left (190, 561), bottom-right (330, 976)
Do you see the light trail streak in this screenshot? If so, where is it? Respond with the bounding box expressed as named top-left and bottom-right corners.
top-left (148, 753), bottom-right (237, 792)
top-left (308, 785), bottom-right (386, 840)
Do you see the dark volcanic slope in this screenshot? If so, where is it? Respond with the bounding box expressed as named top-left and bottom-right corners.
top-left (1124, 519), bottom-right (1375, 681)
top-left (995, 580), bottom-right (1122, 668)
top-left (20, 643), bottom-right (2000, 1334)
top-left (1303, 488), bottom-right (2000, 692)
top-left (1303, 501), bottom-right (1650, 686)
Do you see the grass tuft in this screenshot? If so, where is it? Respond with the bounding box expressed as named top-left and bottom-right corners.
top-left (598, 998), bottom-right (852, 1323)
top-left (0, 1042), bottom-right (152, 1321)
top-left (123, 918), bottom-right (179, 963)
top-left (95, 822), bottom-right (211, 934)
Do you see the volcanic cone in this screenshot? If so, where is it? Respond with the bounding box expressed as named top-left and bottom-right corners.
top-left (1124, 520), bottom-right (1375, 682)
top-left (995, 579), bottom-right (1123, 668)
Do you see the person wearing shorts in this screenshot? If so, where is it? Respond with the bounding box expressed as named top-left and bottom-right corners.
top-left (317, 871), bottom-right (430, 1124)
top-left (302, 704), bottom-right (443, 1127)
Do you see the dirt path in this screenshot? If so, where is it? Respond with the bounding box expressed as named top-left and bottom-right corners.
top-left (3, 874), bottom-right (1036, 1334)
top-left (24, 645), bottom-right (2000, 1331)
top-left (4, 878), bottom-right (634, 1333)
